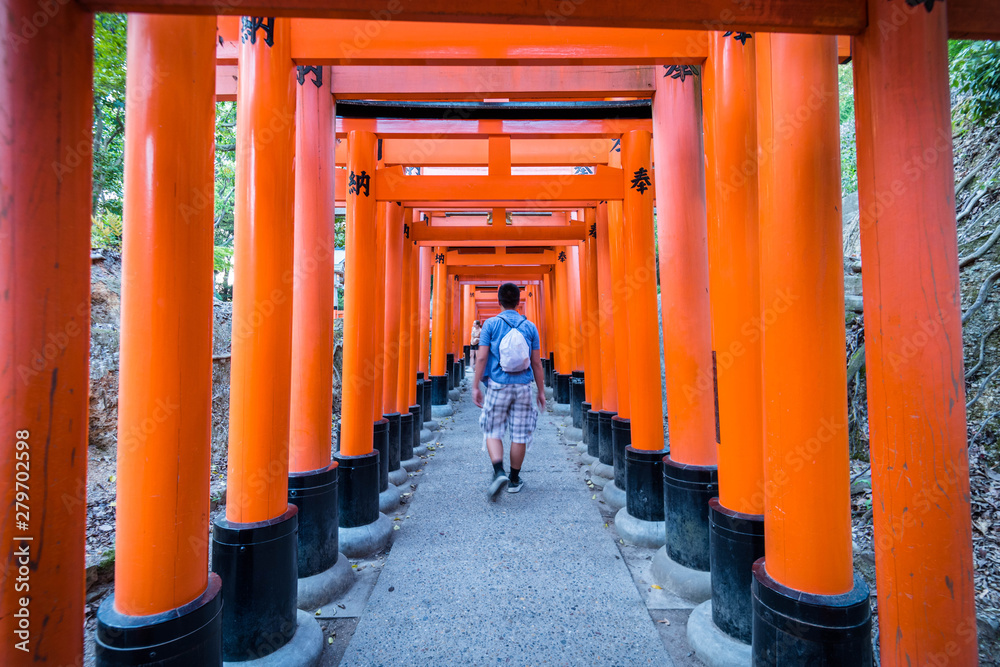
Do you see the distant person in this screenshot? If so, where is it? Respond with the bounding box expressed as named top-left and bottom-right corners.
top-left (470, 319), bottom-right (482, 365)
top-left (471, 283), bottom-right (546, 500)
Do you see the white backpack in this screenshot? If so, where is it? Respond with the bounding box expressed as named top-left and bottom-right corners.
top-left (497, 315), bottom-right (531, 373)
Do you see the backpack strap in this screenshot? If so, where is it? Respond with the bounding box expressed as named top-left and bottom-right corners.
top-left (497, 313), bottom-right (527, 335)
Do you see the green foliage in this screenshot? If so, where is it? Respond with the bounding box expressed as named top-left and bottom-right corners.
top-left (91, 213), bottom-right (123, 250)
top-left (949, 40), bottom-right (1000, 125)
top-left (213, 245), bottom-right (235, 273)
top-left (838, 64), bottom-right (858, 195)
top-left (335, 214), bottom-right (346, 247)
top-left (92, 14), bottom-right (128, 218)
top-left (837, 64), bottom-right (854, 125)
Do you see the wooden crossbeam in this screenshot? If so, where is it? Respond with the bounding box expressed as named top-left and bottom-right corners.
top-left (450, 266), bottom-right (551, 278)
top-left (412, 224), bottom-right (586, 244)
top-left (338, 117), bottom-right (650, 138)
top-left (446, 248), bottom-right (556, 265)
top-left (80, 1), bottom-right (1000, 40)
top-left (363, 138), bottom-right (615, 167)
top-left (375, 165), bottom-right (623, 202)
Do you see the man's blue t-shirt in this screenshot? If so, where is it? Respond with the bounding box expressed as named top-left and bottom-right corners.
top-left (478, 310), bottom-right (540, 385)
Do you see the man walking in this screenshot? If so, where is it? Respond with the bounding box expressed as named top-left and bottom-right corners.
top-left (471, 283), bottom-right (546, 501)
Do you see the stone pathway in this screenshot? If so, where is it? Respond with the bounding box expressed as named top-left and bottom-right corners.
top-left (340, 387), bottom-right (673, 666)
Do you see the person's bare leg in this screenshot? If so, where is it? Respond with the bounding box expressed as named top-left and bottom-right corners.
top-left (486, 437), bottom-right (505, 465)
top-left (510, 442), bottom-right (526, 470)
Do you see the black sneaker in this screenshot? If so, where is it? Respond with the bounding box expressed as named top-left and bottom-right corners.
top-left (507, 478), bottom-right (524, 494)
top-left (487, 471), bottom-right (509, 501)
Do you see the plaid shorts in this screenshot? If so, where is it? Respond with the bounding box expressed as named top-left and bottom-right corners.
top-left (478, 379), bottom-right (539, 449)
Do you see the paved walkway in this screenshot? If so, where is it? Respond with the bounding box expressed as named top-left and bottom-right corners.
top-left (340, 385), bottom-right (672, 666)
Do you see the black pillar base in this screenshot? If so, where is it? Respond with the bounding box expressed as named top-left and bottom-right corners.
top-left (372, 419), bottom-right (389, 492)
top-left (709, 500), bottom-right (764, 644)
top-left (464, 344), bottom-right (470, 364)
top-left (417, 371), bottom-right (424, 380)
top-left (555, 373), bottom-right (570, 404)
top-left (612, 417), bottom-right (632, 493)
top-left (541, 358), bottom-right (550, 386)
top-left (414, 379), bottom-right (424, 425)
top-left (408, 405), bottom-right (421, 451)
top-left (453, 360), bottom-right (463, 387)
top-left (664, 456), bottom-right (717, 571)
top-left (400, 411), bottom-right (415, 461)
top-left (625, 445), bottom-right (667, 522)
top-left (422, 378), bottom-right (433, 422)
top-left (385, 413), bottom-right (401, 475)
top-left (334, 450), bottom-right (380, 529)
top-left (95, 575), bottom-right (223, 666)
top-left (581, 402), bottom-right (592, 444)
top-left (288, 463), bottom-right (339, 579)
top-left (598, 410), bottom-right (616, 467)
top-left (430, 375), bottom-right (449, 405)
top-left (446, 353), bottom-right (456, 389)
top-left (586, 409), bottom-right (601, 458)
top-left (211, 505), bottom-right (298, 661)
top-left (570, 377), bottom-right (585, 428)
top-left (752, 561), bottom-right (872, 666)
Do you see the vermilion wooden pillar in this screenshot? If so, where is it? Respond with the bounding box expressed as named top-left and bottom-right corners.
top-left (754, 33), bottom-right (871, 661)
top-left (1, 4), bottom-right (91, 665)
top-left (614, 129), bottom-right (669, 548)
top-left (855, 1), bottom-right (977, 662)
top-left (620, 130), bottom-right (663, 452)
top-left (341, 131), bottom-right (379, 457)
top-left (287, 64), bottom-right (349, 601)
top-left (336, 130), bottom-right (391, 557)
top-left (584, 212), bottom-right (604, 411)
top-left (452, 277), bottom-right (462, 361)
top-left (112, 12), bottom-right (217, 624)
top-left (697, 32), bottom-right (767, 647)
top-left (372, 202), bottom-right (396, 495)
top-left (382, 203), bottom-right (404, 414)
top-left (553, 246), bottom-right (572, 404)
top-left (418, 245), bottom-right (433, 379)
top-left (213, 18), bottom-right (315, 662)
top-left (592, 203), bottom-right (620, 488)
top-left (654, 73), bottom-right (717, 469)
top-left (290, 64), bottom-right (336, 475)
top-left (396, 221), bottom-right (418, 469)
top-left (430, 246), bottom-right (450, 404)
top-left (649, 65), bottom-right (719, 583)
top-left (568, 245), bottom-right (584, 373)
top-left (397, 224), bottom-right (416, 413)
top-left (372, 202), bottom-right (389, 421)
top-left (543, 272), bottom-right (557, 383)
top-left (409, 237), bottom-right (421, 406)
top-left (596, 203), bottom-right (619, 415)
top-left (606, 152), bottom-right (632, 421)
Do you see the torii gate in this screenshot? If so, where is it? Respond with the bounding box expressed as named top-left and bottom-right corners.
top-left (2, 2), bottom-right (993, 666)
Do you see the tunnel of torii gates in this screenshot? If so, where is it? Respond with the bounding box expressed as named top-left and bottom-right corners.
top-left (2, 1), bottom-right (997, 665)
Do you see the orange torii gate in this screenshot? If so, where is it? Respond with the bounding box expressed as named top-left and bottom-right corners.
top-left (1, 3), bottom-right (991, 667)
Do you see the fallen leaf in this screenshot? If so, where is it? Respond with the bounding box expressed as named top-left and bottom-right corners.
top-left (393, 524), bottom-right (400, 530)
top-left (651, 585), bottom-right (662, 590)
top-left (592, 495), bottom-right (596, 500)
top-left (328, 637), bottom-right (334, 644)
top-left (315, 609), bottom-right (322, 616)
top-left (657, 619), bottom-right (671, 626)
top-left (338, 604), bottom-right (346, 609)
